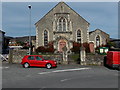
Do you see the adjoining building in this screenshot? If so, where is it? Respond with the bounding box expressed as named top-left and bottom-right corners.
top-left (34, 2), bottom-right (109, 53)
top-left (0, 30), bottom-right (5, 54)
top-left (8, 36), bottom-right (36, 50)
top-left (109, 38), bottom-right (120, 49)
top-left (8, 36), bottom-right (36, 46)
top-left (89, 29), bottom-right (110, 48)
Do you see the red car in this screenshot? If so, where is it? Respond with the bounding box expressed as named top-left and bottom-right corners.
top-left (21, 55), bottom-right (57, 69)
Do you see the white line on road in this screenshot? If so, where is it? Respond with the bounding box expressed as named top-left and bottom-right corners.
top-left (4, 67), bottom-right (9, 69)
top-left (38, 72), bottom-right (51, 75)
top-left (38, 68), bottom-right (91, 75)
top-left (0, 66), bottom-right (9, 69)
top-left (60, 78), bottom-right (71, 82)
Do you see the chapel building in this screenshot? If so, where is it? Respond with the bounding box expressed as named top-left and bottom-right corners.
top-left (35, 2), bottom-right (109, 53)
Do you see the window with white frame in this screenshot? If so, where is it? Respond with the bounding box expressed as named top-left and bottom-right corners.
top-left (77, 30), bottom-right (81, 43)
top-left (44, 30), bottom-right (48, 46)
top-left (58, 17), bottom-right (67, 31)
top-left (96, 35), bottom-right (100, 47)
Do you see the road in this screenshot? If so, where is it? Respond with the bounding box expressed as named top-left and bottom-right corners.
top-left (2, 62), bottom-right (119, 88)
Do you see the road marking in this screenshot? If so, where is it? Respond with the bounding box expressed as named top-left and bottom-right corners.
top-left (60, 78), bottom-right (71, 82)
top-left (38, 68), bottom-right (90, 75)
top-left (4, 67), bottom-right (9, 69)
top-left (38, 72), bottom-right (52, 75)
top-left (0, 66), bottom-right (9, 69)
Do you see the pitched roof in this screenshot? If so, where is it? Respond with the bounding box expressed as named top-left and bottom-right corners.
top-left (89, 29), bottom-right (109, 36)
top-left (0, 30), bottom-right (5, 34)
top-left (35, 2), bottom-right (90, 25)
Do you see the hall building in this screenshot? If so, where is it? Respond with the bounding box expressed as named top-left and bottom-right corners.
top-left (35, 2), bottom-right (109, 53)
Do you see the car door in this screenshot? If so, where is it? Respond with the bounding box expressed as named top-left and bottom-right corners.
top-left (35, 56), bottom-right (46, 67)
top-left (27, 56), bottom-right (36, 66)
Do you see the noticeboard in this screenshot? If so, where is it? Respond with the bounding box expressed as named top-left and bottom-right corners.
top-left (99, 47), bottom-right (109, 55)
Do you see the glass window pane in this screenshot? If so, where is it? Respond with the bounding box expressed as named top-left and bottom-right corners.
top-left (63, 19), bottom-right (66, 31)
top-left (36, 56), bottom-right (42, 60)
top-left (96, 36), bottom-right (100, 47)
top-left (58, 17), bottom-right (67, 31)
top-left (28, 56), bottom-right (34, 60)
top-left (77, 30), bottom-right (81, 43)
top-left (44, 30), bottom-right (48, 46)
top-left (59, 19), bottom-right (62, 31)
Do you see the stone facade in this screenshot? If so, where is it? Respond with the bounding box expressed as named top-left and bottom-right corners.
top-left (89, 29), bottom-right (110, 48)
top-left (35, 2), bottom-right (109, 53)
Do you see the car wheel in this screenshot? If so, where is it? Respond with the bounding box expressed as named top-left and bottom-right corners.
top-left (23, 63), bottom-right (30, 68)
top-left (118, 66), bottom-right (120, 71)
top-left (46, 63), bottom-right (52, 69)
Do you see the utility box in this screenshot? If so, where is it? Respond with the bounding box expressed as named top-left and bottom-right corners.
top-left (99, 47), bottom-right (109, 55)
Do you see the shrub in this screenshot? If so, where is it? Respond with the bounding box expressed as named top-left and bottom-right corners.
top-left (36, 42), bottom-right (55, 53)
top-left (71, 42), bottom-right (90, 53)
top-left (71, 42), bottom-right (81, 53)
top-left (36, 46), bottom-right (46, 53)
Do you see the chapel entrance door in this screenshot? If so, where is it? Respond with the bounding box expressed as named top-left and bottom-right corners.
top-left (58, 39), bottom-right (67, 53)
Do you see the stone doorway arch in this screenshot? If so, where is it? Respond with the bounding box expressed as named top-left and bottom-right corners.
top-left (58, 39), bottom-right (67, 53)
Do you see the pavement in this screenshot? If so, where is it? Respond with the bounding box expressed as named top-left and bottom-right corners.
top-left (1, 62), bottom-right (119, 88)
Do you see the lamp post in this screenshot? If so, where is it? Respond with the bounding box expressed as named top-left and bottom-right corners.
top-left (28, 5), bottom-right (32, 55)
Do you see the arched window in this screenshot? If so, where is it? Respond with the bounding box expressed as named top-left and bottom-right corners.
top-left (44, 30), bottom-right (48, 46)
top-left (58, 17), bottom-right (67, 31)
top-left (77, 30), bottom-right (81, 43)
top-left (59, 18), bottom-right (62, 31)
top-left (63, 19), bottom-right (66, 31)
top-left (96, 35), bottom-right (100, 47)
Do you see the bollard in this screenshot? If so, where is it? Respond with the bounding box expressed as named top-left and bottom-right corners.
top-left (8, 49), bottom-right (13, 64)
top-left (80, 45), bottom-right (86, 65)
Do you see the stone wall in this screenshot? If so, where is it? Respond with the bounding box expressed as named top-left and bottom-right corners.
top-left (85, 54), bottom-right (105, 65)
top-left (9, 49), bottom-right (105, 65)
top-left (42, 54), bottom-right (63, 64)
top-left (68, 53), bottom-right (105, 65)
top-left (9, 49), bottom-right (62, 64)
top-left (9, 49), bottom-right (28, 63)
